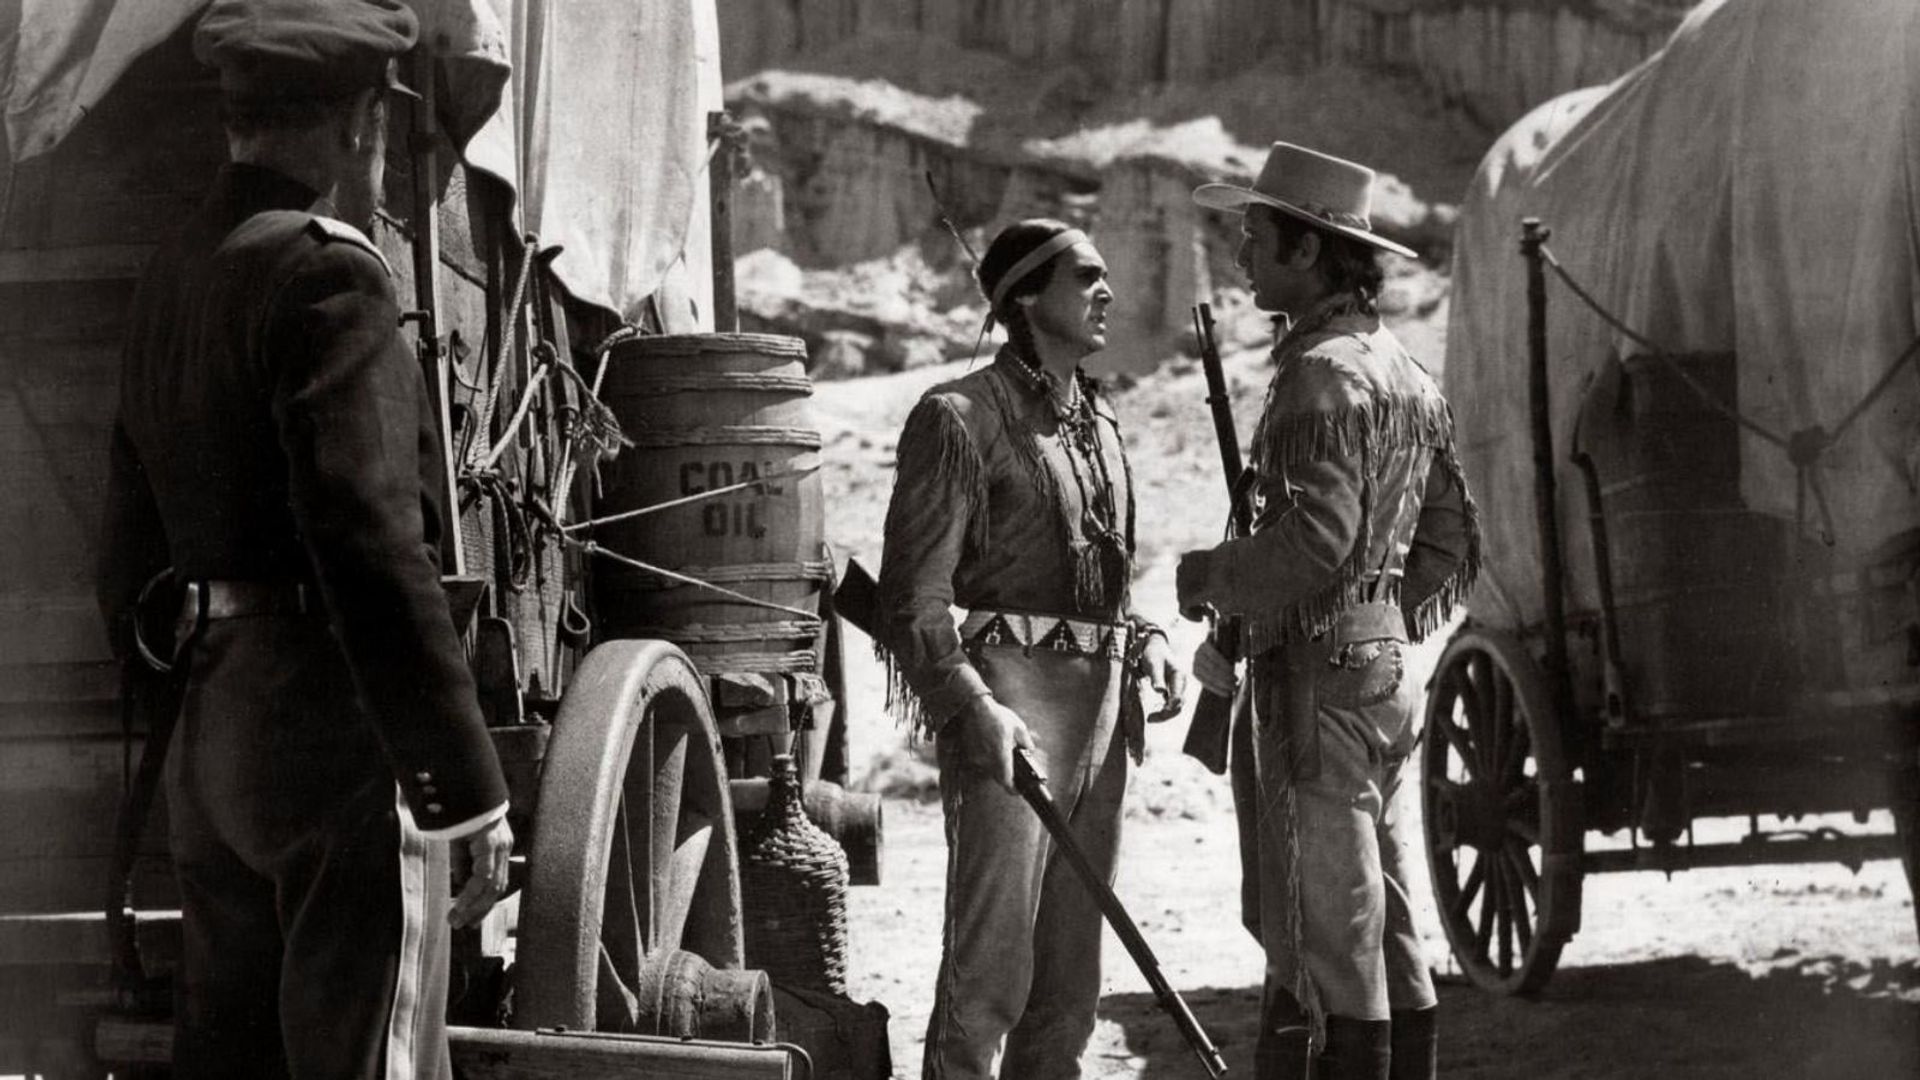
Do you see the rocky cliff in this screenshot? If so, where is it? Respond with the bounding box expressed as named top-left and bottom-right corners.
top-left (719, 0), bottom-right (1691, 132)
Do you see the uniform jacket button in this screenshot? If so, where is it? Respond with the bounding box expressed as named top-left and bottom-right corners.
top-left (426, 802), bottom-right (445, 815)
top-left (416, 771), bottom-right (433, 783)
top-left (422, 785), bottom-right (438, 796)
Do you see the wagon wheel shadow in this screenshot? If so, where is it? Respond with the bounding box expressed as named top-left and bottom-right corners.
top-left (1102, 957), bottom-right (1920, 1079)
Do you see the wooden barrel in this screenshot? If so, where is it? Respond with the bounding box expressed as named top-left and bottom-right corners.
top-left (592, 333), bottom-right (825, 679)
top-left (1592, 354), bottom-right (1818, 718)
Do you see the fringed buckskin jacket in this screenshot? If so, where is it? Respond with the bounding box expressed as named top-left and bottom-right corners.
top-left (874, 348), bottom-right (1139, 741)
top-left (1188, 293), bottom-right (1480, 722)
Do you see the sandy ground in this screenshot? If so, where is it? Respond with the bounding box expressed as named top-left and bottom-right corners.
top-left (809, 317), bottom-right (1920, 1078)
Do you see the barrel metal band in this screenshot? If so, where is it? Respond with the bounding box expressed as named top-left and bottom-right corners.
top-left (689, 650), bottom-right (820, 674)
top-left (618, 373), bottom-right (814, 396)
top-left (620, 560), bottom-right (833, 590)
top-left (625, 426), bottom-right (823, 450)
top-left (628, 621), bottom-right (822, 643)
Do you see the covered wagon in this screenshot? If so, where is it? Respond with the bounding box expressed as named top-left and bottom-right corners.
top-left (1430, 0), bottom-right (1920, 993)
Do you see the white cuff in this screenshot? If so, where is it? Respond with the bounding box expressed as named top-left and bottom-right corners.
top-left (416, 800), bottom-right (508, 842)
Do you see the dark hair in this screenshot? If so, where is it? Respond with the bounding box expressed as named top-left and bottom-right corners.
top-left (1251, 205), bottom-right (1385, 312)
top-left (977, 218), bottom-right (1075, 347)
top-left (223, 88), bottom-right (382, 139)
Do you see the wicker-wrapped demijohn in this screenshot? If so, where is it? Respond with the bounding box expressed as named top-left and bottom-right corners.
top-left (741, 754), bottom-right (849, 994)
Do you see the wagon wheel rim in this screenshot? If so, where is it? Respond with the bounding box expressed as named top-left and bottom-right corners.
top-left (1422, 629), bottom-right (1578, 995)
top-left (515, 640), bottom-right (745, 1032)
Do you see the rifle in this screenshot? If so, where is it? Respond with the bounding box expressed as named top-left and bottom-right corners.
top-left (1015, 749), bottom-right (1228, 1078)
top-left (840, 563), bottom-right (1227, 1075)
top-left (1181, 302), bottom-right (1245, 775)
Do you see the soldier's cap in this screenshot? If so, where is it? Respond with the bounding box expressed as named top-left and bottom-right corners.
top-left (193, 0), bottom-right (420, 105)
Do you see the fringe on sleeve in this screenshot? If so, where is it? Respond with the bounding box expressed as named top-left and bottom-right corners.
top-left (874, 394), bottom-right (989, 738)
top-left (1403, 433), bottom-right (1482, 643)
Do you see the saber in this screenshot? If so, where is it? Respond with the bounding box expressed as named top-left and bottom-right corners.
top-left (1012, 748), bottom-right (1228, 1077)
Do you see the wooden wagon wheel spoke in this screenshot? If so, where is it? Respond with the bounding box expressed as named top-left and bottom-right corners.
top-left (646, 726), bottom-right (689, 948)
top-left (1505, 858), bottom-right (1533, 955)
top-left (609, 796), bottom-right (646, 978)
top-left (1471, 651), bottom-right (1507, 777)
top-left (1473, 867), bottom-right (1498, 956)
top-left (1505, 838), bottom-right (1542, 903)
top-left (1489, 656), bottom-right (1515, 777)
top-left (654, 810), bottom-right (715, 955)
top-left (1432, 710), bottom-right (1479, 780)
top-left (1501, 716), bottom-right (1533, 784)
top-left (1450, 853), bottom-right (1488, 923)
top-left (596, 941), bottom-right (640, 1031)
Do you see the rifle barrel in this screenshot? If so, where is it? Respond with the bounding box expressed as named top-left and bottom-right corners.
top-left (1014, 751), bottom-right (1228, 1077)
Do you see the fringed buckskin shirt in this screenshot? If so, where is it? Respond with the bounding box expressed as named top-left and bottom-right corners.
top-left (876, 348), bottom-right (1137, 737)
top-left (1190, 294), bottom-right (1480, 649)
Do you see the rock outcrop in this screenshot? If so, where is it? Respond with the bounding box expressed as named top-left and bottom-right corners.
top-left (718, 0), bottom-right (1691, 132)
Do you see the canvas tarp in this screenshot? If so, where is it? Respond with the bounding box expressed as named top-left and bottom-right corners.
top-left (0, 0), bottom-right (719, 324)
top-left (1446, 0), bottom-right (1920, 630)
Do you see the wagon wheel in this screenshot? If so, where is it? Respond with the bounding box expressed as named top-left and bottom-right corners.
top-left (514, 639), bottom-right (759, 1034)
top-left (1422, 628), bottom-right (1583, 995)
top-left (1890, 752), bottom-right (1920, 945)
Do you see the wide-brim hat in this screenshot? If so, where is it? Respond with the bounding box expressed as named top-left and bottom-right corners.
top-left (1193, 142), bottom-right (1416, 260)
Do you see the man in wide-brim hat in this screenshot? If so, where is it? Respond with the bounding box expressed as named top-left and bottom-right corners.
top-left (1176, 143), bottom-right (1481, 1080)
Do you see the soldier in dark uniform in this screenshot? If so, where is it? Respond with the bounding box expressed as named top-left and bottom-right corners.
top-left (95, 2), bottom-right (512, 1076)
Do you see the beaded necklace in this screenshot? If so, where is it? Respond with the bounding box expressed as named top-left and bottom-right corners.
top-left (1004, 350), bottom-right (1128, 607)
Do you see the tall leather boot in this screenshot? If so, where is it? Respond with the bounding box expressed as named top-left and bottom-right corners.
top-left (1388, 1006), bottom-right (1438, 1080)
top-left (1253, 978), bottom-right (1312, 1080)
top-left (1318, 1015), bottom-right (1390, 1080)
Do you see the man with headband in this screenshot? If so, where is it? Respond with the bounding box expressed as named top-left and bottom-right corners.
top-left (874, 218), bottom-right (1185, 1078)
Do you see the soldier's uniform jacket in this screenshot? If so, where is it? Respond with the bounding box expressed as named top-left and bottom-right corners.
top-left (99, 162), bottom-right (507, 833)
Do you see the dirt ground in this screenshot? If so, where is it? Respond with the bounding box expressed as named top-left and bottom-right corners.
top-left (809, 310), bottom-right (1920, 1079)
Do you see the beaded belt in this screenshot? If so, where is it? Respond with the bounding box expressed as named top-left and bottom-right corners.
top-left (958, 609), bottom-right (1126, 659)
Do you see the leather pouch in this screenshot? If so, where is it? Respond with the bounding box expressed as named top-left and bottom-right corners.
top-left (1319, 600), bottom-right (1408, 709)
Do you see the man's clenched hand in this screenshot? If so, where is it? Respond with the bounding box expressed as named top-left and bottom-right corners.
top-left (956, 696), bottom-right (1034, 793)
top-left (449, 814), bottom-right (513, 929)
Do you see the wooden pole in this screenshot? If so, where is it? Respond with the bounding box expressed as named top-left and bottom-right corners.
top-left (96, 1020), bottom-right (799, 1078)
top-left (1522, 218), bottom-right (1574, 723)
top-left (409, 47), bottom-right (465, 575)
top-left (709, 110), bottom-right (738, 334)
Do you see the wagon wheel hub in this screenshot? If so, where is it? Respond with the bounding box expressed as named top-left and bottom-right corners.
top-left (1433, 778), bottom-right (1531, 854)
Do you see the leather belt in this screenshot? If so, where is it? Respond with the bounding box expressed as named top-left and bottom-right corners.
top-left (178, 580), bottom-right (316, 623)
top-left (959, 609), bottom-right (1126, 659)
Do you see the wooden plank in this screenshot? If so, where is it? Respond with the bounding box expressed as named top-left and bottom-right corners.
top-left (447, 1027), bottom-right (791, 1080)
top-left (0, 910), bottom-right (180, 968)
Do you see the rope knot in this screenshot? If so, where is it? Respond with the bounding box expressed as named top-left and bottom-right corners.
top-left (1787, 425), bottom-right (1829, 468)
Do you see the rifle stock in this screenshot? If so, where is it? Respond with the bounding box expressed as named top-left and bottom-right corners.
top-left (1181, 303), bottom-right (1244, 775)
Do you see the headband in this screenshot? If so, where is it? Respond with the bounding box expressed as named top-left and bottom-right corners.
top-left (986, 228), bottom-right (1090, 315)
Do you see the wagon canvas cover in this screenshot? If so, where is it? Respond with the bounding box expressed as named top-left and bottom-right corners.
top-left (1446, 0), bottom-right (1920, 630)
top-left (0, 0), bottom-right (722, 322)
